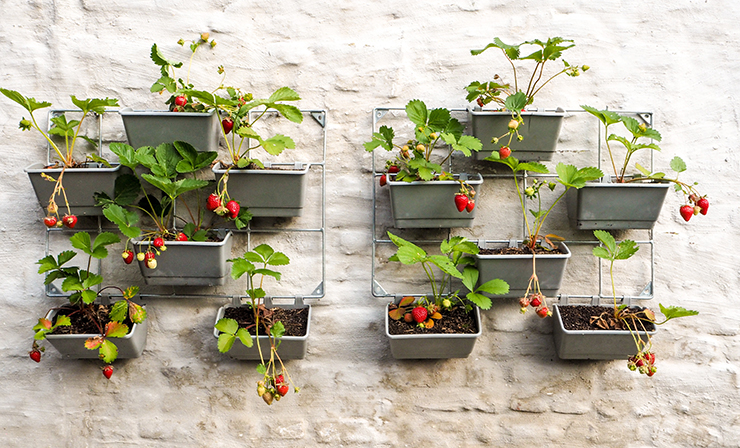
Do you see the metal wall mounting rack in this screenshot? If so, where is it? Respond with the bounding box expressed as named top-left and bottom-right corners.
top-left (43, 108), bottom-right (327, 303)
top-left (370, 107), bottom-right (659, 306)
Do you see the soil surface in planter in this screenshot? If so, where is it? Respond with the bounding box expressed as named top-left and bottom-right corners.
top-left (223, 306), bottom-right (309, 337)
top-left (50, 304), bottom-right (134, 335)
top-left (387, 305), bottom-right (478, 335)
top-left (479, 246), bottom-right (566, 255)
top-left (218, 163), bottom-right (302, 171)
top-left (559, 305), bottom-right (656, 332)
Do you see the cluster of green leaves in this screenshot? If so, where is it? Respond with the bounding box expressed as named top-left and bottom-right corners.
top-left (185, 86), bottom-right (303, 167)
top-left (364, 100), bottom-right (482, 181)
top-left (98, 141), bottom-right (250, 236)
top-left (387, 232), bottom-right (509, 310)
top-left (34, 232), bottom-right (146, 363)
top-left (582, 105), bottom-right (689, 188)
top-left (466, 37), bottom-right (586, 113)
top-left (486, 154), bottom-right (603, 249)
top-left (0, 88), bottom-right (118, 165)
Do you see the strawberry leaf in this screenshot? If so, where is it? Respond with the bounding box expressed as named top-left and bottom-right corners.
top-left (252, 244), bottom-right (275, 261)
top-left (268, 86), bottom-right (301, 103)
top-left (271, 104), bottom-right (303, 124)
top-left (97, 340), bottom-right (119, 363)
top-left (466, 292), bottom-right (492, 310)
top-left (266, 252), bottom-right (290, 266)
top-left (80, 289), bottom-right (98, 304)
top-left (37, 255), bottom-right (60, 274)
top-left (270, 321), bottom-right (285, 339)
top-left (128, 302), bottom-right (147, 324)
top-left (399, 296), bottom-right (415, 307)
top-left (261, 134), bottom-right (295, 156)
top-left (85, 336), bottom-right (104, 350)
top-left (110, 300), bottom-right (128, 322)
top-left (461, 266), bottom-right (479, 292)
top-left (670, 156), bottom-right (687, 173)
top-left (33, 318), bottom-right (53, 332)
top-left (103, 204), bottom-right (141, 239)
top-left (253, 268), bottom-right (282, 281)
top-left (428, 255), bottom-right (463, 279)
top-left (90, 232), bottom-right (121, 259)
top-left (215, 318), bottom-right (238, 335)
top-left (229, 258), bottom-right (255, 279)
top-left (476, 278), bottom-right (510, 296)
top-left (123, 286), bottom-right (139, 300)
top-left (388, 307), bottom-right (404, 320)
top-left (659, 304), bottom-right (699, 321)
top-left (0, 87), bottom-right (52, 113)
top-left (236, 328), bottom-right (253, 348)
top-left (105, 321), bottom-right (129, 338)
top-left (405, 100), bottom-right (428, 128)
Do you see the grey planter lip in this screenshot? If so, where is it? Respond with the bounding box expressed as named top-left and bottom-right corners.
top-left (386, 172), bottom-right (483, 187)
top-left (132, 229), bottom-right (232, 248)
top-left (118, 107), bottom-right (217, 117)
top-left (212, 160), bottom-right (310, 174)
top-left (467, 107), bottom-right (566, 117)
top-left (213, 301), bottom-right (311, 360)
top-left (25, 161), bottom-right (122, 172)
top-left (553, 303), bottom-right (656, 336)
top-left (384, 305), bottom-right (482, 341)
top-left (474, 240), bottom-right (572, 260)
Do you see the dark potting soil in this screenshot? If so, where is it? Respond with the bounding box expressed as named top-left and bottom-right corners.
top-left (387, 305), bottom-right (478, 335)
top-left (218, 162), bottom-right (302, 171)
top-left (479, 245), bottom-right (565, 256)
top-left (223, 306), bottom-right (309, 337)
top-left (49, 304), bottom-right (134, 336)
top-left (558, 305), bottom-right (656, 332)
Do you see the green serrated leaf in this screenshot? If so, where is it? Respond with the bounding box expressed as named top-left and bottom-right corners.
top-left (466, 292), bottom-right (492, 310)
top-left (98, 340), bottom-right (119, 363)
top-left (405, 99), bottom-right (428, 127)
top-left (270, 321), bottom-right (285, 339)
top-left (236, 328), bottom-right (253, 348)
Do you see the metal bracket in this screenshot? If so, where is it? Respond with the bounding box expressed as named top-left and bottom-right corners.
top-left (310, 111), bottom-right (326, 128)
top-left (374, 109), bottom-right (389, 120)
top-left (373, 279), bottom-right (389, 297)
top-left (638, 282), bottom-right (653, 298)
top-left (310, 282), bottom-right (324, 297)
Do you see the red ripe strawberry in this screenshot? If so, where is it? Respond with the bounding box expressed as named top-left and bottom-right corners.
top-left (519, 297), bottom-right (530, 308)
top-left (222, 117), bottom-right (234, 134)
top-left (153, 237), bottom-right (165, 248)
top-left (465, 200), bottom-right (475, 213)
top-left (679, 205), bottom-right (693, 222)
top-left (144, 251), bottom-right (155, 261)
top-left (43, 216), bottom-right (57, 228)
top-left (379, 174), bottom-right (387, 187)
top-left (225, 200), bottom-right (240, 219)
top-left (635, 358), bottom-right (645, 367)
top-left (530, 295), bottom-right (542, 308)
top-left (275, 374), bottom-right (284, 386)
top-left (454, 194), bottom-right (469, 212)
top-left (536, 306), bottom-right (550, 318)
top-left (176, 232), bottom-right (188, 241)
top-left (646, 353), bottom-right (656, 365)
top-left (647, 366), bottom-right (657, 377)
top-left (411, 306), bottom-right (428, 323)
top-left (62, 214), bottom-right (77, 229)
top-left (206, 193), bottom-right (221, 211)
top-left (102, 365), bottom-right (113, 379)
top-left (388, 165), bottom-right (400, 174)
top-left (174, 95), bottom-right (187, 107)
top-left (30, 350), bottom-right (41, 363)
top-left (476, 97), bottom-right (485, 107)
top-left (697, 197), bottom-right (709, 215)
top-left (276, 384), bottom-right (289, 396)
top-left (122, 250), bottom-right (134, 264)
top-left (499, 146), bottom-right (511, 159)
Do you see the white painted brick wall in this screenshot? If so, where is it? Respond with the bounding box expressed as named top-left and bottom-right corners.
top-left (1, 1), bottom-right (738, 446)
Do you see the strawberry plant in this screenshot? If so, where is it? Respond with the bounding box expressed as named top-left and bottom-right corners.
top-left (386, 232), bottom-right (509, 329)
top-left (466, 37), bottom-right (588, 153)
top-left (0, 88), bottom-right (118, 222)
top-left (365, 99), bottom-right (483, 209)
top-left (33, 231), bottom-right (146, 376)
top-left (150, 33), bottom-right (217, 111)
top-left (589, 230), bottom-right (698, 376)
top-left (582, 106), bottom-right (708, 222)
top-left (486, 153), bottom-right (603, 317)
top-left (96, 141), bottom-right (251, 269)
top-left (215, 244), bottom-right (300, 406)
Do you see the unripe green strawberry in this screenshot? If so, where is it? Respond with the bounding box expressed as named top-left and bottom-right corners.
top-left (136, 252), bottom-right (145, 261)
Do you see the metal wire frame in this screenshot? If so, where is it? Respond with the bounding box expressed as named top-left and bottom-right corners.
top-left (370, 107), bottom-right (658, 306)
top-left (42, 108), bottom-right (327, 304)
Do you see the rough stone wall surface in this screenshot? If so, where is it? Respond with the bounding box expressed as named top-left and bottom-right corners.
top-left (1, 1), bottom-right (738, 447)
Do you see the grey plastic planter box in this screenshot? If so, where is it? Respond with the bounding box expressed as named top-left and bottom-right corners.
top-left (468, 109), bottom-right (564, 161)
top-left (119, 108), bottom-right (220, 152)
top-left (387, 173), bottom-right (483, 228)
top-left (133, 231), bottom-right (233, 286)
top-left (553, 304), bottom-right (656, 360)
top-left (566, 182), bottom-right (670, 230)
top-left (385, 301), bottom-right (481, 359)
top-left (474, 242), bottom-right (571, 299)
top-left (214, 302), bottom-right (311, 360)
top-left (212, 162), bottom-right (310, 217)
top-left (44, 307), bottom-right (148, 359)
top-left (25, 162), bottom-right (124, 216)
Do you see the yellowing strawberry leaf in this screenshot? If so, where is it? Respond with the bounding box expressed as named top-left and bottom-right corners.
top-left (123, 286), bottom-right (139, 300)
top-left (388, 308), bottom-right (404, 320)
top-left (424, 320), bottom-right (434, 329)
top-left (97, 340), bottom-right (119, 363)
top-left (431, 312), bottom-right (442, 320)
top-left (105, 321), bottom-right (129, 338)
top-left (129, 302), bottom-right (147, 324)
top-left (85, 336), bottom-right (104, 350)
top-left (33, 318), bottom-right (53, 332)
top-left (399, 296), bottom-right (415, 307)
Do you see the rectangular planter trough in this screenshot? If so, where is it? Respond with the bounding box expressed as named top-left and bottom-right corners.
top-left (552, 304), bottom-right (656, 360)
top-left (212, 162), bottom-right (310, 217)
top-left (468, 109), bottom-right (565, 161)
top-left (44, 307), bottom-right (148, 359)
top-left (26, 162), bottom-right (124, 216)
top-left (566, 182), bottom-right (670, 230)
top-left (119, 108), bottom-right (220, 152)
top-left (387, 173), bottom-right (483, 228)
top-left (214, 302), bottom-right (311, 360)
top-left (133, 231), bottom-right (233, 286)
